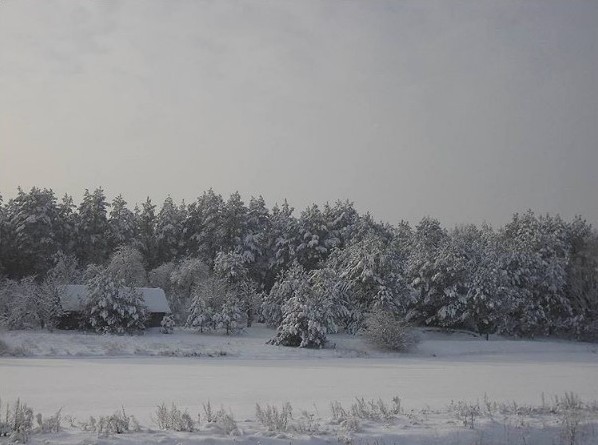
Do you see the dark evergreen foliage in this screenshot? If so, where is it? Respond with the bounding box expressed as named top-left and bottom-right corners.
top-left (0, 186), bottom-right (596, 341)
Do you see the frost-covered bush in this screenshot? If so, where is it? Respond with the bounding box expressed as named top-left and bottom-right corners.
top-left (255, 402), bottom-right (293, 432)
top-left (160, 315), bottom-right (175, 334)
top-left (363, 310), bottom-right (418, 352)
top-left (35, 409), bottom-right (62, 433)
top-left (83, 271), bottom-right (147, 334)
top-left (154, 403), bottom-right (194, 432)
top-left (203, 406), bottom-right (239, 436)
top-left (0, 277), bottom-right (63, 330)
top-left (99, 409), bottom-right (140, 435)
top-left (0, 399), bottom-right (34, 442)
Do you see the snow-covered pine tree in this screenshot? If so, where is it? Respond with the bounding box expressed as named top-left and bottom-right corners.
top-left (295, 204), bottom-right (329, 271)
top-left (76, 188), bottom-right (110, 266)
top-left (105, 245), bottom-right (147, 287)
top-left (35, 276), bottom-right (64, 330)
top-left (214, 251), bottom-right (262, 326)
top-left (83, 270), bottom-right (147, 334)
top-left (564, 217), bottom-right (598, 338)
top-left (186, 274), bottom-right (244, 334)
top-left (186, 288), bottom-right (213, 333)
top-left (148, 261), bottom-right (177, 297)
top-left (4, 187), bottom-right (60, 277)
top-left (56, 194), bottom-right (77, 256)
top-left (262, 262), bottom-right (307, 328)
top-left (214, 250), bottom-right (249, 283)
top-left (308, 267), bottom-right (349, 334)
top-left (242, 196), bottom-right (270, 286)
top-left (184, 189), bottom-right (225, 266)
top-left (405, 217), bottom-right (454, 326)
top-left (322, 200), bottom-right (360, 252)
top-left (325, 231), bottom-right (409, 332)
top-left (155, 196), bottom-right (186, 264)
top-left (135, 197), bottom-right (158, 269)
top-left (169, 258), bottom-right (210, 321)
top-left (108, 195), bottom-right (137, 251)
top-left (266, 200), bottom-right (298, 289)
top-left (215, 290), bottom-right (244, 335)
top-left (499, 211), bottom-right (571, 336)
top-left (267, 276), bottom-right (327, 348)
top-left (222, 192), bottom-right (248, 254)
top-left (0, 194), bottom-right (5, 277)
top-left (445, 224), bottom-right (505, 337)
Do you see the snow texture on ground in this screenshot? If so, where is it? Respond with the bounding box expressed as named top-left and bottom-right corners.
top-left (1, 326), bottom-right (597, 444)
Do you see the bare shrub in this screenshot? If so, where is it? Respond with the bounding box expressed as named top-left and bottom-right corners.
top-left (363, 310), bottom-right (419, 352)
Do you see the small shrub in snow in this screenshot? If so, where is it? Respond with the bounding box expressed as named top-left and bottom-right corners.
top-left (330, 401), bottom-right (349, 424)
top-left (331, 397), bottom-right (400, 428)
top-left (561, 408), bottom-right (584, 445)
top-left (201, 401), bottom-right (239, 435)
top-left (160, 315), bottom-right (175, 334)
top-left (449, 400), bottom-right (481, 429)
top-left (35, 409), bottom-right (62, 433)
top-left (341, 416), bottom-right (361, 433)
top-left (363, 310), bottom-right (418, 352)
top-left (255, 402), bottom-right (293, 432)
top-left (294, 410), bottom-right (321, 434)
top-left (210, 409), bottom-right (239, 436)
top-left (350, 397), bottom-right (394, 422)
top-left (202, 401), bottom-right (215, 423)
top-left (82, 408), bottom-right (140, 436)
top-left (154, 403), bottom-right (194, 431)
top-left (0, 398), bottom-right (34, 443)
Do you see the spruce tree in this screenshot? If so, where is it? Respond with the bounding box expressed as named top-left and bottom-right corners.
top-left (76, 188), bottom-right (110, 266)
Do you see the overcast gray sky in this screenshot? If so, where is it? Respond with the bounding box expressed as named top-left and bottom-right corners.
top-left (1, 0), bottom-right (597, 227)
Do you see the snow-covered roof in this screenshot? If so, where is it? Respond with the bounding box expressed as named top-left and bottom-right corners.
top-left (61, 285), bottom-right (171, 313)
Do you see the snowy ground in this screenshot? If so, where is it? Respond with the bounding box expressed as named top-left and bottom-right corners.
top-left (1, 326), bottom-right (597, 444)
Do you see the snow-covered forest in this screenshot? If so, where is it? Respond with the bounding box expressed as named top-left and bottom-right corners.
top-left (0, 186), bottom-right (597, 343)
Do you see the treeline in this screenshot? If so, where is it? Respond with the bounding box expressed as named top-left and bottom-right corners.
top-left (0, 187), bottom-right (597, 343)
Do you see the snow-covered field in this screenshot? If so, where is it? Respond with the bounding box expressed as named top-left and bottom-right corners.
top-left (1, 326), bottom-right (598, 444)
